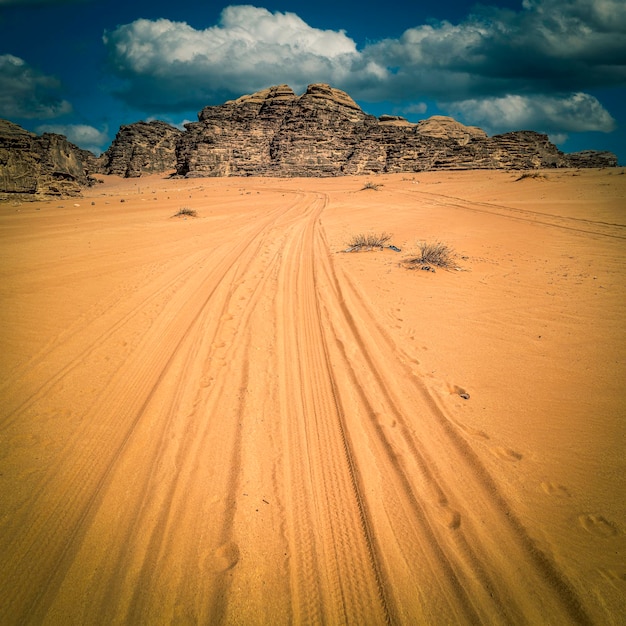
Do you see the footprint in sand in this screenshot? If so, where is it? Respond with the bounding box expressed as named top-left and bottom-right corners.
top-left (578, 514), bottom-right (619, 538)
top-left (492, 447), bottom-right (523, 461)
top-left (541, 481), bottom-right (571, 497)
top-left (444, 509), bottom-right (462, 530)
top-left (433, 503), bottom-right (462, 530)
top-left (212, 542), bottom-right (240, 572)
top-left (454, 420), bottom-right (490, 441)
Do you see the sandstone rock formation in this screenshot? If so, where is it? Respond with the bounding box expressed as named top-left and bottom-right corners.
top-left (565, 150), bottom-right (618, 168)
top-left (0, 84), bottom-right (619, 196)
top-left (176, 84), bottom-right (618, 177)
top-left (97, 120), bottom-right (183, 177)
top-left (0, 119), bottom-right (93, 197)
top-left (177, 83), bottom-right (378, 177)
top-left (415, 115), bottom-right (487, 146)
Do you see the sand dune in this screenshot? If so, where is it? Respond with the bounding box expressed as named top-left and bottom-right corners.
top-left (1, 169), bottom-right (624, 624)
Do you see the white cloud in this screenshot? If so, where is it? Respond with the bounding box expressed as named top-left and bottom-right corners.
top-left (101, 1), bottom-right (624, 138)
top-left (447, 93), bottom-right (617, 134)
top-left (103, 3), bottom-right (626, 107)
top-left (103, 6), bottom-right (374, 110)
top-left (34, 123), bottom-right (109, 152)
top-left (359, 0), bottom-right (626, 101)
top-left (0, 54), bottom-right (72, 119)
top-left (402, 103), bottom-right (428, 115)
top-left (548, 133), bottom-right (569, 146)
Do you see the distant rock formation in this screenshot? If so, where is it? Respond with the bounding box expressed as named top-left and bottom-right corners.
top-left (0, 83), bottom-right (619, 196)
top-left (97, 120), bottom-right (183, 177)
top-left (177, 83), bottom-right (368, 177)
top-left (564, 150), bottom-right (618, 169)
top-left (0, 119), bottom-right (92, 197)
top-left (414, 115), bottom-right (487, 145)
top-left (176, 83), bottom-right (618, 177)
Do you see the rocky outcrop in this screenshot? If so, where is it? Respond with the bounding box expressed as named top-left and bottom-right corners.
top-left (481, 130), bottom-right (565, 169)
top-left (97, 120), bottom-right (183, 177)
top-left (176, 83), bottom-right (618, 177)
top-left (1, 85), bottom-right (619, 194)
top-left (0, 119), bottom-right (93, 197)
top-left (415, 115), bottom-right (487, 146)
top-left (177, 85), bottom-right (299, 177)
top-left (177, 83), bottom-right (380, 177)
top-left (263, 84), bottom-right (377, 177)
top-left (563, 150), bottom-right (618, 168)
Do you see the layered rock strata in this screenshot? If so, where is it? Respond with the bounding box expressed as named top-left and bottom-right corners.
top-left (0, 119), bottom-right (92, 197)
top-left (176, 84), bottom-right (617, 177)
top-left (97, 120), bottom-right (183, 177)
top-left (0, 83), bottom-right (619, 196)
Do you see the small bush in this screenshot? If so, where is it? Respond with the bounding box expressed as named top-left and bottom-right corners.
top-left (345, 232), bottom-right (392, 251)
top-left (173, 207), bottom-right (197, 218)
top-left (361, 181), bottom-right (382, 191)
top-left (515, 171), bottom-right (545, 181)
top-left (405, 241), bottom-right (456, 269)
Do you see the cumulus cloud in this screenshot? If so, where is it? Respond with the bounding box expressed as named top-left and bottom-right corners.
top-left (447, 93), bottom-right (617, 135)
top-left (103, 5), bottom-right (375, 111)
top-left (0, 54), bottom-right (72, 119)
top-left (102, 1), bottom-right (624, 136)
top-left (35, 123), bottom-right (109, 152)
top-left (359, 0), bottom-right (626, 101)
top-left (548, 133), bottom-right (569, 146)
top-left (401, 103), bottom-right (428, 115)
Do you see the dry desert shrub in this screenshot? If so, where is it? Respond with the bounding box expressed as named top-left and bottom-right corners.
top-left (360, 181), bottom-right (382, 190)
top-left (515, 171), bottom-right (546, 181)
top-left (173, 207), bottom-right (197, 217)
top-left (405, 240), bottom-right (456, 269)
top-left (345, 232), bottom-right (392, 251)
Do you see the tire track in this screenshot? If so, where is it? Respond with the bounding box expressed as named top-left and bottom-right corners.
top-left (0, 196), bottom-right (303, 624)
top-left (1, 179), bottom-right (604, 624)
top-left (0, 251), bottom-right (205, 424)
top-left (275, 193), bottom-right (390, 624)
top-left (0, 205), bottom-right (287, 424)
top-left (315, 226), bottom-right (593, 624)
top-left (399, 188), bottom-right (626, 240)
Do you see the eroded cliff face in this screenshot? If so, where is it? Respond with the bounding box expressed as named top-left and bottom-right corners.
top-left (175, 84), bottom-right (617, 177)
top-left (565, 150), bottom-right (619, 169)
top-left (0, 119), bottom-right (92, 197)
top-left (97, 121), bottom-right (183, 177)
top-left (177, 85), bottom-right (300, 177)
top-left (177, 83), bottom-right (383, 177)
top-left (1, 83), bottom-right (619, 195)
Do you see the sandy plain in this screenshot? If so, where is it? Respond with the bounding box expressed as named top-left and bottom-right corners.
top-left (0, 168), bottom-right (624, 624)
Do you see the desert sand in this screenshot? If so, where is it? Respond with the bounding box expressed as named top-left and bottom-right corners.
top-left (1, 169), bottom-right (624, 624)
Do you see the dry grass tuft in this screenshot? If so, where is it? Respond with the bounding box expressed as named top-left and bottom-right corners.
top-left (404, 241), bottom-right (456, 269)
top-left (360, 181), bottom-right (382, 191)
top-left (173, 207), bottom-right (198, 218)
top-left (345, 232), bottom-right (392, 251)
top-left (515, 171), bottom-right (546, 181)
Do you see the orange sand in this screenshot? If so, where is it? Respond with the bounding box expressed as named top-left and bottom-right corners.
top-left (1, 169), bottom-right (624, 624)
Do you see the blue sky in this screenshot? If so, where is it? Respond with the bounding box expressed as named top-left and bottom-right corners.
top-left (1, 0), bottom-right (624, 162)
